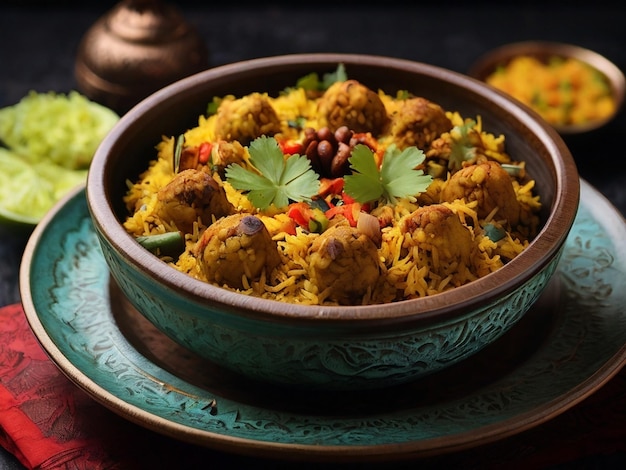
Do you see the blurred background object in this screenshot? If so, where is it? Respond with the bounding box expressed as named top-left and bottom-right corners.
top-left (74, 0), bottom-right (210, 113)
top-left (468, 41), bottom-right (625, 135)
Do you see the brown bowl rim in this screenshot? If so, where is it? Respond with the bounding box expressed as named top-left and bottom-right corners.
top-left (468, 40), bottom-right (626, 135)
top-left (87, 53), bottom-right (580, 326)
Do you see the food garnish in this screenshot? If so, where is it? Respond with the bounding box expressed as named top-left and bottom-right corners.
top-left (448, 120), bottom-right (479, 171)
top-left (173, 133), bottom-right (185, 173)
top-left (293, 63), bottom-right (348, 92)
top-left (343, 144), bottom-right (432, 204)
top-left (225, 135), bottom-right (320, 210)
top-left (225, 136), bottom-right (432, 210)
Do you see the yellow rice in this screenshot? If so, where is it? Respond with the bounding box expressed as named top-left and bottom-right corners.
top-left (486, 55), bottom-right (615, 126)
top-left (123, 86), bottom-right (541, 306)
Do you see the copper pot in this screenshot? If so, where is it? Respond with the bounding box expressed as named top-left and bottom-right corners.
top-left (75, 0), bottom-right (209, 113)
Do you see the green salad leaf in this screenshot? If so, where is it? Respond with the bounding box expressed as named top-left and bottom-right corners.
top-left (225, 136), bottom-right (320, 210)
top-left (344, 144), bottom-right (432, 204)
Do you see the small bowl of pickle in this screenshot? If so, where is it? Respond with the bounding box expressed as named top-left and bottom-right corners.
top-left (469, 41), bottom-right (625, 135)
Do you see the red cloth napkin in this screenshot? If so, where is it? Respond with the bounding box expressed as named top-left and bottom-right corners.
top-left (1, 302), bottom-right (625, 469)
top-left (0, 303), bottom-right (254, 470)
top-left (0, 303), bottom-right (149, 469)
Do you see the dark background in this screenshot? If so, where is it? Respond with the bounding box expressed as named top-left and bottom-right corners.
top-left (2, 1), bottom-right (625, 212)
top-left (1, 1), bottom-right (625, 468)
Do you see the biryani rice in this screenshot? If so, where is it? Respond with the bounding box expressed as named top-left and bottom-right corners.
top-left (123, 84), bottom-right (541, 306)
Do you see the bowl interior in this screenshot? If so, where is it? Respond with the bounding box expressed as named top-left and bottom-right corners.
top-left (468, 41), bottom-right (626, 135)
top-left (87, 53), bottom-right (579, 323)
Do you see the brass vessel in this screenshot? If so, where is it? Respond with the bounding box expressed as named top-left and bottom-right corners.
top-left (75, 0), bottom-right (209, 113)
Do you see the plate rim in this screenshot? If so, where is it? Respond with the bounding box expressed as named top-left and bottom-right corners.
top-left (18, 180), bottom-right (626, 462)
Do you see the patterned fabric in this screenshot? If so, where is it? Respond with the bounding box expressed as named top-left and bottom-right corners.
top-left (0, 304), bottom-right (139, 469)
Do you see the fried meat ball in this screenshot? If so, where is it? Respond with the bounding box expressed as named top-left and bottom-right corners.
top-left (213, 93), bottom-right (282, 145)
top-left (194, 213), bottom-right (281, 289)
top-left (307, 224), bottom-right (380, 305)
top-left (155, 169), bottom-right (234, 233)
top-left (440, 160), bottom-right (521, 226)
top-left (402, 204), bottom-right (474, 277)
top-left (317, 80), bottom-right (390, 135)
top-left (389, 97), bottom-right (453, 150)
top-left (210, 140), bottom-right (247, 176)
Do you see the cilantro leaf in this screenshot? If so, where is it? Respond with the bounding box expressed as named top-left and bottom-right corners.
top-left (224, 163), bottom-right (278, 209)
top-left (295, 73), bottom-right (321, 92)
top-left (206, 96), bottom-right (222, 116)
top-left (225, 136), bottom-right (320, 210)
top-left (380, 145), bottom-right (430, 202)
top-left (448, 119), bottom-right (478, 171)
top-left (343, 145), bottom-right (383, 202)
top-left (344, 144), bottom-right (432, 204)
top-left (293, 63), bottom-right (347, 92)
top-left (280, 153), bottom-right (320, 202)
top-left (322, 63), bottom-right (347, 89)
top-left (248, 135), bottom-right (284, 183)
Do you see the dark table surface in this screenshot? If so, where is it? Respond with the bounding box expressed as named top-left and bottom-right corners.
top-left (1, 1), bottom-right (625, 469)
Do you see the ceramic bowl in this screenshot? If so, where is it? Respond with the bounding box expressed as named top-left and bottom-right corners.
top-left (468, 41), bottom-right (625, 135)
top-left (86, 53), bottom-right (580, 390)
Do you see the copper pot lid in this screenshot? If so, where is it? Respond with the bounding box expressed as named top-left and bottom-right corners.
top-left (75, 0), bottom-right (210, 114)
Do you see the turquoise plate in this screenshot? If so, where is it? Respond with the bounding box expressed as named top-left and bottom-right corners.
top-left (20, 180), bottom-right (626, 462)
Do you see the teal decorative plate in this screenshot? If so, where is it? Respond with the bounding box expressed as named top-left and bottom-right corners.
top-left (20, 180), bottom-right (626, 462)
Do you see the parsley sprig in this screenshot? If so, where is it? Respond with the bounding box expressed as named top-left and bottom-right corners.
top-left (343, 144), bottom-right (433, 204)
top-left (225, 136), bottom-right (320, 210)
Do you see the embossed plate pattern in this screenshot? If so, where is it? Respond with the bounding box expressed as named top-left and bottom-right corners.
top-left (20, 180), bottom-right (626, 462)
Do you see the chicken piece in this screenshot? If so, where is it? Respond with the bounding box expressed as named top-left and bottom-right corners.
top-left (155, 169), bottom-right (234, 233)
top-left (389, 97), bottom-right (453, 150)
top-left (210, 140), bottom-right (247, 176)
top-left (425, 124), bottom-right (486, 173)
top-left (194, 213), bottom-right (281, 289)
top-left (177, 140), bottom-right (247, 176)
top-left (415, 178), bottom-right (445, 206)
top-left (402, 204), bottom-right (473, 276)
top-left (307, 224), bottom-right (380, 305)
top-left (440, 161), bottom-right (521, 226)
top-left (317, 80), bottom-right (390, 135)
top-left (213, 93), bottom-right (282, 145)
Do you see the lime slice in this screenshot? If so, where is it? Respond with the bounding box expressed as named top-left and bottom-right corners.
top-left (0, 148), bottom-right (86, 226)
top-left (0, 90), bottom-right (119, 170)
top-left (0, 90), bottom-right (119, 232)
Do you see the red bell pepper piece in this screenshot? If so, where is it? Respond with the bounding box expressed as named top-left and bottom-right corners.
top-left (318, 177), bottom-right (344, 197)
top-left (287, 201), bottom-right (329, 233)
top-left (279, 218), bottom-right (297, 236)
top-left (198, 142), bottom-right (212, 163)
top-left (325, 202), bottom-right (360, 227)
top-left (279, 139), bottom-right (304, 155)
top-left (287, 202), bottom-right (311, 227)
